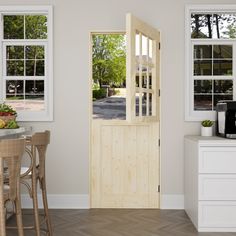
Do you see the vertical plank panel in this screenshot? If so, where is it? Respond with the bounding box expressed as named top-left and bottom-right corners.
top-left (91, 121), bottom-right (101, 207)
top-left (148, 122), bottom-right (160, 207)
top-left (101, 125), bottom-right (113, 207)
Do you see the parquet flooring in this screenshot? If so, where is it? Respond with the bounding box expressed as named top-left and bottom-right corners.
top-left (6, 209), bottom-right (236, 236)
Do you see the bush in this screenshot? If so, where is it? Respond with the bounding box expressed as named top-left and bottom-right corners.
top-left (93, 88), bottom-right (107, 100)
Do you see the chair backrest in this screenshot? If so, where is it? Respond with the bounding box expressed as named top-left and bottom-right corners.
top-left (0, 138), bottom-right (25, 200)
top-left (30, 130), bottom-right (50, 179)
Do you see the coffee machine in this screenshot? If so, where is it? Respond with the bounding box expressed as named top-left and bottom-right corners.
top-left (216, 101), bottom-right (236, 138)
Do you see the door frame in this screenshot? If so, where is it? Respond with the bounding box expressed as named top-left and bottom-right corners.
top-left (88, 29), bottom-right (161, 208)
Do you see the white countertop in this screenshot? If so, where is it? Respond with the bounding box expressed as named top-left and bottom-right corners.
top-left (0, 127), bottom-right (31, 137)
top-left (185, 135), bottom-right (236, 146)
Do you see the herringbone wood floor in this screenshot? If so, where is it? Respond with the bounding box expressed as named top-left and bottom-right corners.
top-left (6, 209), bottom-right (236, 236)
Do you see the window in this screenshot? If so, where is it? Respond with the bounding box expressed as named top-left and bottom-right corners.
top-left (185, 5), bottom-right (236, 121)
top-left (0, 6), bottom-right (53, 121)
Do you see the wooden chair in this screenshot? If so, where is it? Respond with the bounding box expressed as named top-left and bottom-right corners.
top-left (0, 138), bottom-right (25, 236)
top-left (20, 130), bottom-right (52, 236)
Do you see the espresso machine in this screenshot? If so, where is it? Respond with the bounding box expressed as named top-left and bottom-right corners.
top-left (216, 101), bottom-right (236, 138)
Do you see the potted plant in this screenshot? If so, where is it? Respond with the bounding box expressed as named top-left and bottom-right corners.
top-left (201, 120), bottom-right (214, 137)
top-left (0, 103), bottom-right (18, 128)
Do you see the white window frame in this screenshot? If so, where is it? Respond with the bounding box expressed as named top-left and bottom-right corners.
top-left (0, 6), bottom-right (53, 121)
top-left (185, 5), bottom-right (236, 121)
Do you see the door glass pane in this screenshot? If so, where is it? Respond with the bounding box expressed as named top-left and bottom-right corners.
top-left (213, 60), bottom-right (232, 75)
top-left (4, 15), bottom-right (24, 39)
top-left (194, 45), bottom-right (212, 59)
top-left (149, 39), bottom-right (153, 59)
top-left (135, 92), bottom-right (139, 116)
top-left (194, 60), bottom-right (212, 75)
top-left (194, 95), bottom-right (212, 110)
top-left (142, 35), bottom-right (148, 58)
top-left (135, 33), bottom-right (140, 56)
top-left (142, 92), bottom-right (147, 116)
top-left (149, 93), bottom-right (152, 116)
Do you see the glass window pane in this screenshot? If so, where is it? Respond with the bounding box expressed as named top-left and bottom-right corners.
top-left (149, 39), bottom-right (153, 59)
top-left (194, 80), bottom-right (212, 93)
top-left (6, 80), bottom-right (24, 99)
top-left (191, 14), bottom-right (213, 38)
top-left (26, 60), bottom-right (45, 76)
top-left (194, 60), bottom-right (212, 75)
top-left (214, 95), bottom-right (233, 108)
top-left (25, 80), bottom-right (44, 97)
top-left (194, 95), bottom-right (212, 110)
top-left (213, 45), bottom-right (232, 59)
top-left (135, 33), bottom-right (140, 56)
top-left (214, 80), bottom-right (233, 94)
top-left (7, 60), bottom-right (24, 76)
top-left (142, 35), bottom-right (148, 57)
top-left (4, 15), bottom-right (24, 39)
top-left (213, 60), bottom-right (232, 75)
top-left (142, 92), bottom-right (147, 116)
top-left (212, 14), bottom-right (236, 39)
top-left (26, 46), bottom-right (45, 59)
top-left (149, 93), bottom-right (152, 116)
top-left (194, 45), bottom-right (212, 59)
top-left (135, 92), bottom-right (139, 116)
top-left (6, 46), bottom-right (24, 59)
top-left (25, 15), bottom-right (47, 39)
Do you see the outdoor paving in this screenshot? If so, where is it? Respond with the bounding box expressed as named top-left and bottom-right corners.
top-left (93, 96), bottom-right (126, 120)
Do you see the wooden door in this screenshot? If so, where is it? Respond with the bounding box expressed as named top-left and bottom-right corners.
top-left (90, 14), bottom-right (160, 208)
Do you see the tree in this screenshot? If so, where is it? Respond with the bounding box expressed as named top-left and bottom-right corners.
top-left (92, 34), bottom-right (126, 87)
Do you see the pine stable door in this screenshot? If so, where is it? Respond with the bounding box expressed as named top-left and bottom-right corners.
top-left (90, 14), bottom-right (160, 208)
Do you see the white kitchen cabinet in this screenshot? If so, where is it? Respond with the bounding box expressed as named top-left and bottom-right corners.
top-left (184, 136), bottom-right (236, 232)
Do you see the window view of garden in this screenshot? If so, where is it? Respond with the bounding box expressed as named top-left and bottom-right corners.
top-left (92, 34), bottom-right (126, 119)
top-left (191, 13), bottom-right (236, 111)
top-left (3, 14), bottom-right (47, 111)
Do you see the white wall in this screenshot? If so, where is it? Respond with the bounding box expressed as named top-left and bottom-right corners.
top-left (1, 0), bottom-right (235, 207)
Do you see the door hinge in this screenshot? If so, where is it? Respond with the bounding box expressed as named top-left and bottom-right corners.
top-left (158, 139), bottom-right (160, 147)
top-left (159, 42), bottom-right (161, 50)
top-left (157, 185), bottom-right (160, 192)
top-left (159, 89), bottom-right (160, 97)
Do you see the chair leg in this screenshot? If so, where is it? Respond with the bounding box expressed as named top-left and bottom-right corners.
top-left (32, 176), bottom-right (41, 236)
top-left (0, 205), bottom-right (6, 236)
top-left (41, 178), bottom-right (53, 236)
top-left (15, 199), bottom-right (24, 236)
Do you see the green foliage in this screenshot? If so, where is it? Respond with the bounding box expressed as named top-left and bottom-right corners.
top-left (4, 14), bottom-right (47, 39)
top-left (201, 120), bottom-right (214, 127)
top-left (5, 120), bottom-right (19, 129)
top-left (93, 88), bottom-right (107, 100)
top-left (92, 34), bottom-right (126, 87)
top-left (0, 103), bottom-right (17, 115)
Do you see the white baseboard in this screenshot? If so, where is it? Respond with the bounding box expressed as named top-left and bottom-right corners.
top-left (160, 194), bottom-right (184, 209)
top-left (22, 194), bottom-right (184, 209)
top-left (21, 194), bottom-right (89, 209)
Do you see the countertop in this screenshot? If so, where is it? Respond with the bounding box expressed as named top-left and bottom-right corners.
top-left (185, 135), bottom-right (236, 146)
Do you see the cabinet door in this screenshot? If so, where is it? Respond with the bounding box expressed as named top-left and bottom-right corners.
top-left (199, 147), bottom-right (236, 173)
top-left (199, 174), bottom-right (236, 200)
